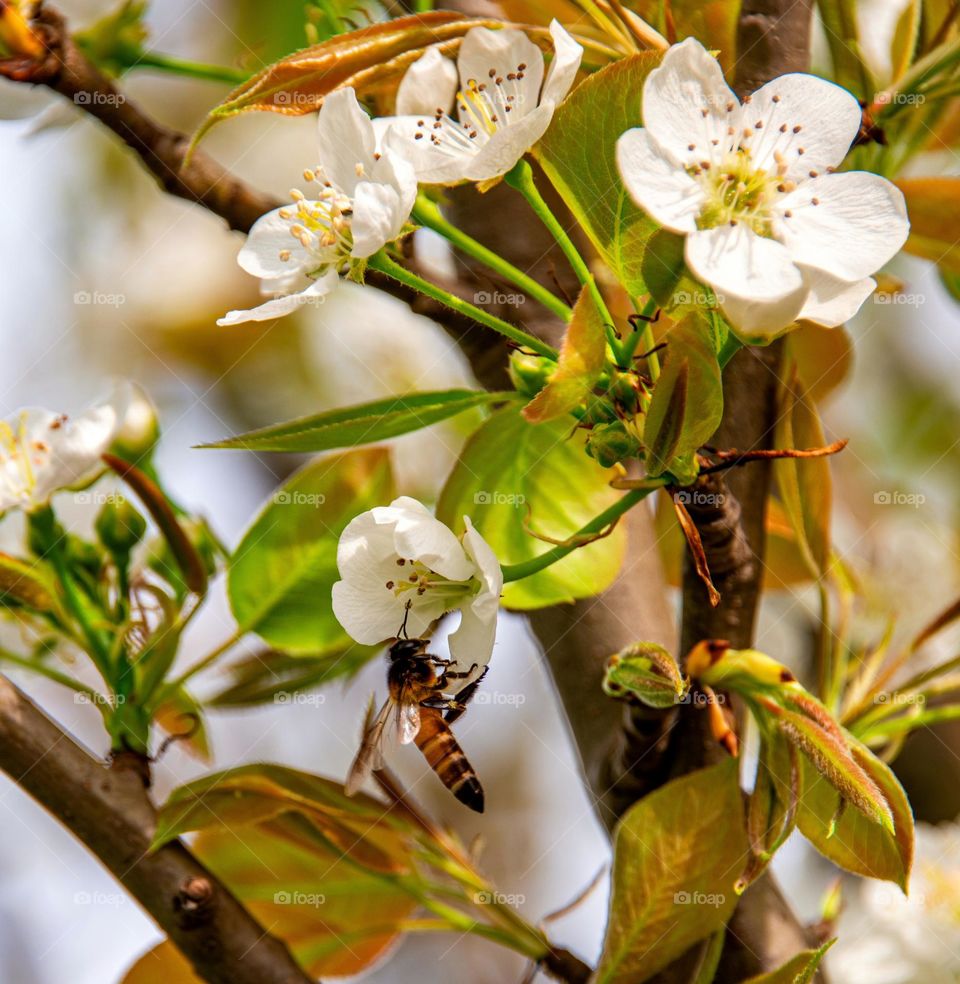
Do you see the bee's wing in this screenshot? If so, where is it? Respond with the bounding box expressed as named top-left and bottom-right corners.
top-left (345, 699), bottom-right (395, 797)
top-left (397, 701), bottom-right (421, 745)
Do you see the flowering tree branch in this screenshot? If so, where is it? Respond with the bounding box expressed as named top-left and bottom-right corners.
top-left (0, 675), bottom-right (314, 984)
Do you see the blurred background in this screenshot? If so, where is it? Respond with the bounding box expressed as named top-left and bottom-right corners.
top-left (2, 1), bottom-right (960, 982)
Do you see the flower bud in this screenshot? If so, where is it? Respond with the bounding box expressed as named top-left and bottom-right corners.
top-left (585, 422), bottom-right (641, 468)
top-left (95, 495), bottom-right (147, 554)
top-left (508, 351), bottom-right (553, 399)
top-left (110, 382), bottom-right (160, 464)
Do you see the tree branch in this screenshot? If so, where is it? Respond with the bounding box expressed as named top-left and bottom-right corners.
top-left (0, 675), bottom-right (313, 984)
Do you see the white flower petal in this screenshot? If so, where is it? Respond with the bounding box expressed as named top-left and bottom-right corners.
top-left (351, 181), bottom-right (405, 257)
top-left (396, 46), bottom-right (458, 116)
top-left (387, 500), bottom-right (474, 581)
top-left (540, 20), bottom-right (583, 106)
top-left (237, 207), bottom-right (312, 280)
top-left (457, 27), bottom-right (544, 121)
top-left (382, 116), bottom-right (472, 184)
top-left (717, 288), bottom-right (807, 338)
top-left (617, 128), bottom-right (704, 233)
top-left (641, 37), bottom-right (738, 166)
top-left (798, 268), bottom-right (876, 326)
top-left (448, 604), bottom-right (497, 672)
top-left (686, 224), bottom-right (803, 303)
top-left (332, 579), bottom-right (444, 644)
top-left (216, 272), bottom-right (337, 326)
top-left (462, 103), bottom-right (553, 182)
top-left (316, 88), bottom-right (377, 198)
top-left (462, 517), bottom-right (503, 603)
top-left (337, 508), bottom-right (404, 583)
top-left (777, 171), bottom-right (909, 281)
top-left (747, 73), bottom-right (863, 181)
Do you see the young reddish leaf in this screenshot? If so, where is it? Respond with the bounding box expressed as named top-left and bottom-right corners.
top-left (896, 178), bottom-right (960, 274)
top-left (603, 641), bottom-right (687, 708)
top-left (643, 314), bottom-right (722, 479)
top-left (740, 940), bottom-right (835, 984)
top-left (190, 15), bottom-right (543, 147)
top-left (121, 941), bottom-right (201, 983)
top-left (772, 365), bottom-right (832, 580)
top-left (794, 740), bottom-right (914, 889)
top-left (523, 286), bottom-right (606, 423)
top-left (594, 759), bottom-right (748, 983)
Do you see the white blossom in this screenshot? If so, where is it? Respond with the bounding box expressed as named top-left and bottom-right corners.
top-left (218, 88), bottom-right (417, 326)
top-left (332, 496), bottom-right (502, 668)
top-left (381, 20), bottom-right (582, 185)
top-left (616, 37), bottom-right (909, 337)
top-left (0, 396), bottom-right (123, 514)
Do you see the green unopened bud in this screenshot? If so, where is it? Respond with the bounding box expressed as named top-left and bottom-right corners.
top-left (66, 534), bottom-right (104, 575)
top-left (610, 371), bottom-right (642, 415)
top-left (26, 505), bottom-right (63, 558)
top-left (110, 382), bottom-right (160, 464)
top-left (585, 421), bottom-right (642, 468)
top-left (581, 396), bottom-right (619, 426)
top-left (508, 351), bottom-right (553, 399)
top-left (95, 495), bottom-right (147, 554)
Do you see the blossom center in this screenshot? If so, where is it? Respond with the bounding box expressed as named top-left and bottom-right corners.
top-left (275, 171), bottom-right (355, 272)
top-left (694, 153), bottom-right (777, 236)
top-left (411, 60), bottom-right (529, 156)
top-left (384, 558), bottom-right (477, 605)
top-left (0, 414), bottom-right (58, 506)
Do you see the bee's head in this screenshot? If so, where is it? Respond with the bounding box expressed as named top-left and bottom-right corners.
top-left (388, 638), bottom-right (428, 662)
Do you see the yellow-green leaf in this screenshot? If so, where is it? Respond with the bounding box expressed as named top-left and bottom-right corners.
top-left (630, 0), bottom-right (739, 74)
top-left (603, 641), bottom-right (687, 708)
top-left (523, 286), bottom-right (606, 422)
top-left (740, 940), bottom-right (835, 984)
top-left (121, 941), bottom-right (200, 984)
top-left (896, 177), bottom-right (960, 274)
top-left (0, 552), bottom-right (60, 614)
top-left (436, 405), bottom-right (626, 609)
top-left (594, 759), bottom-right (748, 984)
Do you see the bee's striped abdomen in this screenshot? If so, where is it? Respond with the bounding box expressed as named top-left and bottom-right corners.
top-left (414, 707), bottom-right (484, 813)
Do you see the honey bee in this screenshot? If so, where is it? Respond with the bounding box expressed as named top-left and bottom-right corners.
top-left (345, 609), bottom-right (488, 812)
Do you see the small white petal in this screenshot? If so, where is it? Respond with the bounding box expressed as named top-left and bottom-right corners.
top-left (387, 500), bottom-right (474, 581)
top-left (316, 88), bottom-right (377, 197)
top-left (617, 128), bottom-right (704, 233)
top-left (540, 20), bottom-right (583, 106)
top-left (717, 288), bottom-right (807, 338)
top-left (641, 37), bottom-right (738, 166)
top-left (237, 207), bottom-right (312, 280)
top-left (448, 604), bottom-right (497, 672)
top-left (396, 46), bottom-right (458, 116)
top-left (351, 181), bottom-right (405, 258)
top-left (462, 516), bottom-right (503, 603)
top-left (748, 73), bottom-right (863, 181)
top-left (463, 103), bottom-right (553, 182)
top-left (457, 27), bottom-right (544, 121)
top-left (216, 272), bottom-right (337, 326)
top-left (777, 171), bottom-right (909, 281)
top-left (686, 224), bottom-right (803, 303)
top-left (382, 116), bottom-right (472, 184)
top-left (798, 268), bottom-right (876, 326)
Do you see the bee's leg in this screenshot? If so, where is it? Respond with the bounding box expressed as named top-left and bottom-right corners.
top-left (445, 667), bottom-right (488, 723)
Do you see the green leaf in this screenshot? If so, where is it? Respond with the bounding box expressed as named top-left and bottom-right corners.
top-left (202, 390), bottom-right (503, 453)
top-left (740, 940), bottom-right (835, 984)
top-left (536, 53), bottom-right (662, 296)
top-left (0, 552), bottom-right (61, 615)
top-left (228, 447), bottom-right (394, 653)
top-left (523, 288), bottom-right (606, 423)
top-left (594, 759), bottom-right (748, 984)
top-left (794, 739), bottom-right (914, 889)
top-left (603, 642), bottom-right (687, 708)
top-left (773, 364), bottom-right (832, 579)
top-left (815, 0), bottom-right (874, 98)
top-left (643, 314), bottom-right (723, 479)
top-left (436, 405), bottom-right (626, 609)
top-left (208, 644), bottom-right (377, 706)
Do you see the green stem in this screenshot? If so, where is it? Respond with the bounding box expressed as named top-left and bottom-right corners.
top-left (501, 484), bottom-right (663, 583)
top-left (0, 646), bottom-right (105, 703)
top-left (169, 628), bottom-right (243, 689)
top-left (412, 197), bottom-right (572, 322)
top-left (131, 51), bottom-right (248, 85)
top-left (369, 251), bottom-right (558, 361)
top-left (622, 296), bottom-right (661, 379)
top-left (717, 332), bottom-right (743, 369)
top-left (504, 160), bottom-right (623, 361)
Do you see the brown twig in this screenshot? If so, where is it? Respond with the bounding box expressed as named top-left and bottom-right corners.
top-left (0, 675), bottom-right (313, 984)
